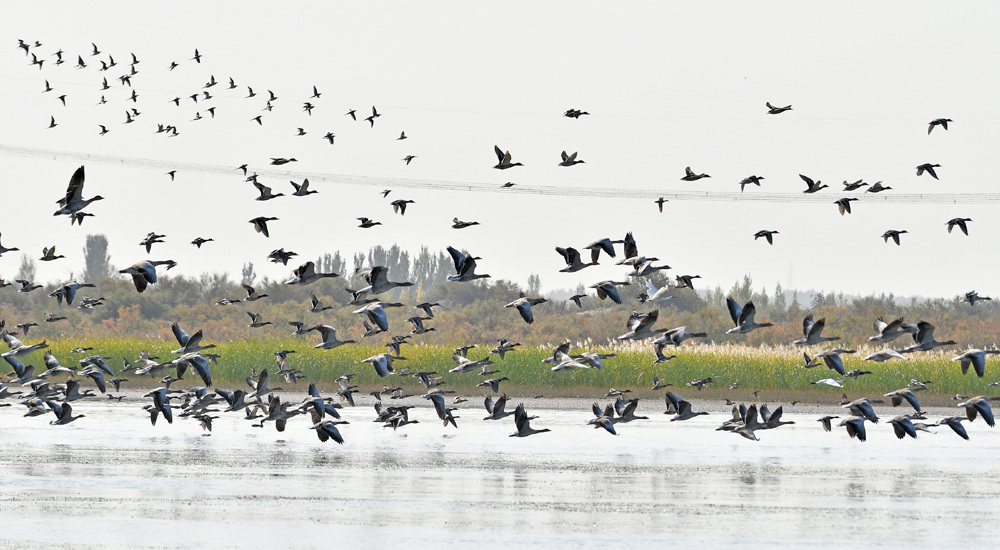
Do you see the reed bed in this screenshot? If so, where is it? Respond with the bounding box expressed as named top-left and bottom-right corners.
top-left (39, 338), bottom-right (998, 398)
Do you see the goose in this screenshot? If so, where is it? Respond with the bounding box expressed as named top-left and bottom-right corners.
top-left (45, 312), bottom-right (66, 323)
top-left (446, 246), bottom-right (490, 281)
top-left (952, 349), bottom-right (1000, 378)
top-left (964, 291), bottom-right (991, 306)
top-left (801, 351), bottom-right (822, 368)
top-left (39, 246), bottom-right (65, 261)
top-left (310, 325), bottom-right (355, 349)
top-left (191, 237), bottom-right (213, 248)
top-left (861, 349), bottom-right (907, 365)
top-left (449, 353), bottom-right (494, 374)
top-left (618, 309), bottom-right (668, 341)
top-left (800, 174), bottom-right (827, 193)
top-left (261, 395), bottom-right (303, 432)
top-left (555, 247), bottom-right (597, 272)
top-left (651, 376), bottom-right (672, 390)
top-left (739, 175), bottom-right (764, 191)
top-left (842, 180), bottom-right (868, 191)
top-left (627, 261), bottom-right (671, 277)
top-left (845, 368), bottom-right (872, 378)
top-left (564, 108), bottom-right (589, 118)
top-left (493, 145), bottom-right (523, 169)
top-left (413, 302), bottom-right (440, 318)
top-left (842, 398), bottom-right (879, 423)
top-left (310, 417), bottom-right (348, 444)
top-left (49, 282), bottom-right (95, 306)
top-left (0, 233), bottom-right (19, 256)
top-left (53, 166), bottom-right (104, 216)
top-left (916, 163), bottom-right (940, 179)
top-left (957, 396), bottom-right (995, 427)
top-left (681, 166), bottom-right (710, 181)
top-left (48, 115), bottom-right (57, 128)
top-left (838, 417), bottom-right (867, 441)
top-left (654, 326), bottom-right (708, 347)
top-left (308, 293), bottom-right (332, 313)
top-left (927, 118), bottom-right (952, 134)
top-left (119, 260), bottom-right (176, 292)
top-left (835, 198), bottom-right (858, 215)
top-left (901, 321), bottom-right (955, 353)
top-left (49, 402), bottom-right (84, 425)
top-left (246, 312), bottom-right (271, 328)
top-left (574, 352), bottom-right (615, 370)
top-left (884, 388), bottom-right (923, 413)
top-left (291, 179), bottom-right (317, 196)
top-left (362, 353), bottom-right (403, 378)
top-left (241, 284), bottom-right (268, 302)
top-left (686, 378), bottom-right (713, 391)
top-left (357, 217), bottom-right (382, 228)
top-left (816, 348), bottom-right (854, 375)
top-left (510, 403), bottom-right (549, 437)
top-left (477, 377), bottom-right (509, 393)
top-left (794, 315), bottom-right (840, 346)
top-left (753, 230), bottom-right (778, 245)
top-left (253, 181), bottom-right (284, 201)
top-left (270, 157), bottom-right (296, 165)
top-left (353, 301), bottom-right (402, 333)
top-left (391, 199), bottom-right (415, 215)
top-left (559, 151), bottom-right (585, 167)
top-left (946, 217), bottom-right (972, 236)
top-left (588, 405), bottom-right (618, 435)
top-left (491, 338), bottom-right (521, 360)
top-left (248, 216), bottom-right (278, 237)
top-left (882, 229), bottom-right (907, 245)
top-left (171, 353), bottom-right (214, 387)
top-left (285, 261), bottom-right (339, 285)
top-left (547, 343), bottom-right (591, 371)
top-left (244, 369), bottom-right (281, 400)
top-left (78, 356), bottom-right (114, 377)
top-left (506, 293), bottom-right (547, 324)
top-left (817, 415), bottom-right (839, 431)
top-left (584, 237), bottom-right (623, 263)
top-left (357, 265), bottom-right (414, 295)
top-left (938, 416), bottom-right (969, 440)
top-left (143, 387), bottom-right (180, 424)
top-left (483, 394), bottom-right (515, 420)
top-left (652, 342), bottom-right (677, 364)
top-left (675, 274), bottom-right (702, 290)
top-left (61, 379), bottom-right (95, 401)
top-left (170, 323), bottom-right (215, 354)
top-left (867, 317), bottom-right (918, 343)
top-left (590, 280), bottom-right (629, 304)
top-left (866, 181), bottom-right (892, 193)
top-left (640, 280), bottom-right (673, 304)
top-left (725, 297), bottom-right (773, 334)
top-left (670, 399), bottom-right (709, 421)
top-left (766, 102), bottom-right (792, 114)
top-left (407, 317), bottom-right (435, 335)
top-left (452, 218), bottom-right (479, 229)
top-left (424, 393), bottom-right (459, 428)
top-left (812, 378), bottom-right (844, 388)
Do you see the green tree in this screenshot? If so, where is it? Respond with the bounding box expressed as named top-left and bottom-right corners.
top-left (82, 234), bottom-right (113, 282)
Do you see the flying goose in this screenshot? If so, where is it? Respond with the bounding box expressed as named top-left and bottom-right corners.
top-left (356, 265), bottom-right (414, 295)
top-left (927, 118), bottom-right (952, 134)
top-left (838, 417), bottom-right (867, 442)
top-left (54, 166), bottom-right (104, 216)
top-left (766, 102), bottom-right (792, 114)
top-left (391, 199), bottom-right (415, 215)
top-left (863, 349), bottom-right (908, 363)
top-left (956, 396), bottom-right (995, 427)
top-left (653, 326), bottom-right (708, 347)
top-left (866, 181), bottom-right (892, 193)
top-left (753, 230), bottom-right (778, 244)
top-left (510, 403), bottom-right (549, 437)
top-left (739, 175), bottom-right (764, 191)
top-left (555, 247), bottom-right (597, 272)
top-left (39, 246), bottom-right (65, 261)
top-left (901, 321), bottom-right (956, 353)
top-left (835, 198), bottom-right (858, 215)
top-left (590, 280), bottom-right (630, 304)
top-left (800, 174), bottom-right (827, 193)
top-left (964, 290), bottom-right (991, 306)
top-left (493, 145), bottom-right (523, 169)
top-left (506, 293), bottom-right (547, 324)
top-left (952, 349), bottom-right (1000, 378)
top-left (884, 388), bottom-right (923, 413)
top-left (49, 282), bottom-right (95, 306)
top-left (120, 260), bottom-right (177, 293)
top-left (310, 325), bottom-right (355, 349)
top-left (867, 317), bottom-right (918, 343)
top-left (483, 394), bottom-right (515, 420)
top-left (842, 180), bottom-right (868, 191)
top-left (916, 163), bottom-right (940, 179)
top-left (794, 315), bottom-right (840, 346)
top-left (618, 309), bottom-right (668, 341)
top-left (882, 229), bottom-right (907, 245)
top-left (681, 166), bottom-right (710, 181)
top-left (725, 297), bottom-right (773, 334)
top-left (285, 261), bottom-right (339, 285)
top-left (816, 349), bottom-right (855, 375)
top-left (938, 416), bottom-right (969, 440)
top-left (248, 216), bottom-right (278, 237)
top-left (446, 246), bottom-right (490, 281)
top-left (946, 217), bottom-right (972, 235)
top-left (558, 151), bottom-right (585, 167)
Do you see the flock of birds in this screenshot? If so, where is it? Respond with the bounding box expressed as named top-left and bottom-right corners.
top-left (2, 39), bottom-right (997, 445)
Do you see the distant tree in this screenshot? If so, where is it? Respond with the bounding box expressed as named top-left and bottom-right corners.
top-left (773, 282), bottom-right (787, 313)
top-left (527, 273), bottom-right (542, 296)
top-left (810, 291), bottom-right (825, 309)
top-left (16, 253), bottom-right (36, 283)
top-left (81, 234), bottom-right (113, 282)
top-left (241, 262), bottom-right (257, 287)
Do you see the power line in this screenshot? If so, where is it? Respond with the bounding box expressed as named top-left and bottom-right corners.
top-left (1, 142), bottom-right (996, 204)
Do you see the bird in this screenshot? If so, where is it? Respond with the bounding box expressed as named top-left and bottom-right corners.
top-left (867, 317), bottom-right (917, 343)
top-left (357, 217), bottom-right (382, 228)
top-left (754, 230), bottom-right (778, 245)
top-left (555, 247), bottom-right (597, 273)
top-left (391, 200), bottom-right (415, 215)
top-left (48, 115), bottom-right (57, 128)
top-left (766, 102), bottom-right (792, 114)
top-left (816, 349), bottom-right (855, 375)
top-left (817, 416), bottom-right (839, 432)
top-left (655, 197), bottom-right (668, 212)
top-left (866, 182), bottom-right (892, 193)
top-left (310, 325), bottom-right (356, 350)
top-left (835, 198), bottom-right (858, 215)
top-left (863, 349), bottom-right (908, 363)
top-left (800, 174), bottom-right (827, 193)
top-left (884, 388), bottom-right (923, 413)
top-left (916, 163), bottom-right (941, 179)
top-left (48, 282), bottom-right (95, 306)
top-left (794, 315), bottom-right (840, 346)
top-left (725, 298), bottom-right (773, 334)
top-left (249, 217), bottom-right (278, 237)
top-left (402, 155), bottom-right (416, 165)
top-left (452, 218), bottom-right (479, 229)
top-left (882, 230), bottom-right (907, 245)
top-left (139, 232), bottom-right (166, 253)
top-left (505, 293), bottom-right (547, 324)
top-left (54, 166), bottom-right (104, 216)
top-left (39, 246), bottom-right (65, 261)
top-left (50, 402), bottom-right (85, 425)
top-left (842, 180), bottom-right (868, 191)
top-left (956, 396), bottom-right (995, 427)
top-left (681, 167), bottom-right (710, 181)
top-left (618, 309), bottom-right (668, 341)
top-left (270, 157), bottom-right (297, 165)
top-left (119, 260), bottom-right (177, 293)
top-left (952, 349), bottom-right (1000, 378)
top-left (446, 246), bottom-right (490, 282)
top-left (563, 108), bottom-right (589, 118)
top-left (559, 151), bottom-right (585, 167)
top-left (964, 291), bottom-right (991, 306)
top-left (928, 118), bottom-right (952, 134)
top-left (191, 237), bottom-right (214, 248)
top-left (285, 262), bottom-right (339, 285)
top-left (493, 145), bottom-right (523, 169)
top-left (946, 217), bottom-right (972, 235)
top-left (901, 321), bottom-right (956, 353)
top-left (838, 417), bottom-right (867, 442)
top-left (510, 404), bottom-right (549, 437)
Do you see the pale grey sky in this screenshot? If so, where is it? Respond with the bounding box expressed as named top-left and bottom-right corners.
top-left (2, 2), bottom-right (999, 298)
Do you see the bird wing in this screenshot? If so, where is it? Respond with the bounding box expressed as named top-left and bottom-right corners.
top-left (725, 297), bottom-right (742, 325)
top-left (63, 166), bottom-right (86, 204)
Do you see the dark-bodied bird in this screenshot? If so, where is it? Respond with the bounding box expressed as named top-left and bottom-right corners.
top-left (493, 145), bottom-right (523, 169)
top-left (766, 102), bottom-right (792, 114)
top-left (928, 118), bottom-right (952, 134)
top-left (916, 163), bottom-right (940, 179)
top-left (681, 167), bottom-right (710, 181)
top-left (120, 260), bottom-right (177, 293)
top-left (249, 216), bottom-right (278, 237)
top-left (882, 229), bottom-right (907, 245)
top-left (835, 198), bottom-right (858, 215)
top-left (800, 174), bottom-right (827, 193)
top-left (739, 175), bottom-right (764, 192)
top-left (754, 230), bottom-right (778, 245)
top-left (946, 217), bottom-right (972, 236)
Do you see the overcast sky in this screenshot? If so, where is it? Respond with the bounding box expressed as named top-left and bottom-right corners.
top-left (1, 2), bottom-right (998, 300)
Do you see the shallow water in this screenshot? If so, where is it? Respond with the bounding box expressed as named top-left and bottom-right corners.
top-left (0, 396), bottom-right (996, 548)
